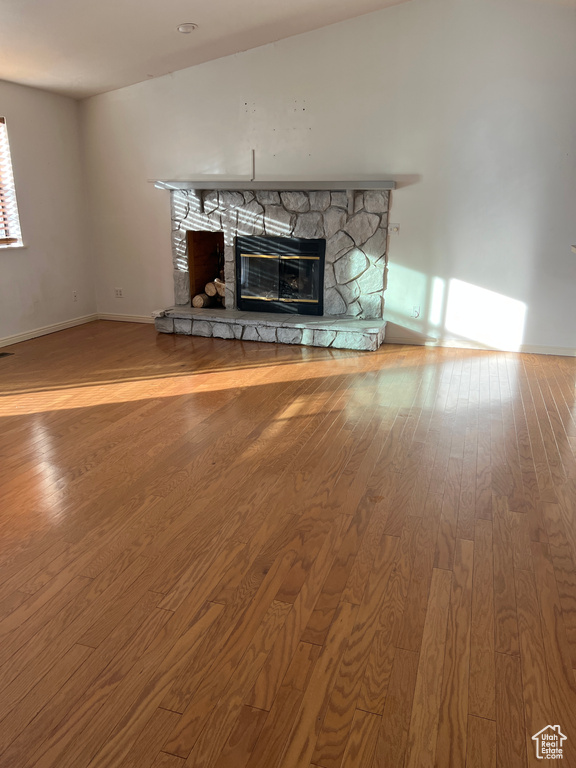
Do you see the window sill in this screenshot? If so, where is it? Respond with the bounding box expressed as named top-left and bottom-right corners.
top-left (0, 243), bottom-right (26, 250)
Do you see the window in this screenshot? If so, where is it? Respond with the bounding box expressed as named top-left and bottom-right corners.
top-left (0, 117), bottom-right (23, 247)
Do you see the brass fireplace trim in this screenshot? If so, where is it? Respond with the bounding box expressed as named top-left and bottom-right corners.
top-left (240, 296), bottom-right (319, 303)
top-left (241, 253), bottom-right (320, 261)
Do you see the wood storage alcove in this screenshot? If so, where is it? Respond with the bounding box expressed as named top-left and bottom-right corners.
top-left (187, 230), bottom-right (225, 308)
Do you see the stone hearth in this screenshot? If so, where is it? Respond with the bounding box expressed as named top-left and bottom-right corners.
top-left (154, 186), bottom-right (391, 350)
top-left (156, 307), bottom-right (386, 351)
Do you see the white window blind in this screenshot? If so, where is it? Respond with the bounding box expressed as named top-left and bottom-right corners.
top-left (0, 117), bottom-right (23, 247)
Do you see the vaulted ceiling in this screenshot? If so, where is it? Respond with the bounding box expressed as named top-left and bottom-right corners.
top-left (0, 0), bottom-right (410, 99)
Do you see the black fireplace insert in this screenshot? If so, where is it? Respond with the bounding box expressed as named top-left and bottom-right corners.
top-left (235, 235), bottom-right (325, 315)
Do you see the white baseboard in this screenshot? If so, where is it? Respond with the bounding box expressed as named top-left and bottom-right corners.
top-left (0, 312), bottom-right (155, 349)
top-left (0, 314), bottom-right (99, 348)
top-left (517, 344), bottom-right (576, 357)
top-left (97, 313), bottom-right (154, 324)
top-left (384, 333), bottom-right (576, 357)
top-left (383, 335), bottom-right (437, 347)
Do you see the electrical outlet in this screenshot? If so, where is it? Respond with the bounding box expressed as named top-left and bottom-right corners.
top-left (388, 223), bottom-right (400, 235)
top-left (114, 288), bottom-right (124, 298)
top-left (72, 290), bottom-right (78, 302)
top-left (412, 305), bottom-right (420, 318)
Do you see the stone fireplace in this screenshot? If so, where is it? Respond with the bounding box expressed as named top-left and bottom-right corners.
top-left (154, 185), bottom-right (392, 350)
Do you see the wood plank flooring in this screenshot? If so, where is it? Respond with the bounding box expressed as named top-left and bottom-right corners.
top-left (1, 320), bottom-right (576, 767)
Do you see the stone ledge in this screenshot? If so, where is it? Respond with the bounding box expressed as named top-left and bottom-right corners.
top-left (155, 307), bottom-right (386, 351)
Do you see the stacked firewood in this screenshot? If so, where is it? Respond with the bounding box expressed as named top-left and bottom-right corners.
top-left (192, 278), bottom-right (226, 308)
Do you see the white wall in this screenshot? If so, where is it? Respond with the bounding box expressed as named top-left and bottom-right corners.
top-left (82, 0), bottom-right (576, 352)
top-left (0, 79), bottom-right (95, 342)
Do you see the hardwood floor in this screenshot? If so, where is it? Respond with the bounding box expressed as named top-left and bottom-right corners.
top-left (0, 320), bottom-right (575, 768)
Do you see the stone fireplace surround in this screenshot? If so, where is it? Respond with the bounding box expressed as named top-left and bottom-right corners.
top-left (154, 187), bottom-right (390, 350)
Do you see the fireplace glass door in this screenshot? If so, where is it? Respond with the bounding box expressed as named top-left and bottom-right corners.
top-left (236, 236), bottom-right (325, 315)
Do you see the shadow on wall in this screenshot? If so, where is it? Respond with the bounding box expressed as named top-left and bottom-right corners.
top-left (385, 262), bottom-right (527, 352)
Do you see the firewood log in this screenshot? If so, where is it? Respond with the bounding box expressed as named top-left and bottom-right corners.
top-left (214, 278), bottom-right (226, 297)
top-left (192, 293), bottom-right (212, 308)
top-left (204, 282), bottom-right (217, 297)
